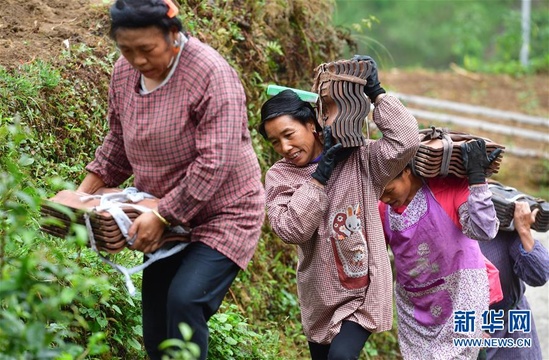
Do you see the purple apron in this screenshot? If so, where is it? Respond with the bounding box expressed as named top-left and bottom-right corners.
top-left (384, 185), bottom-right (485, 326)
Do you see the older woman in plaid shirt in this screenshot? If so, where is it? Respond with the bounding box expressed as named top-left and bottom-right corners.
top-left (77, 0), bottom-right (265, 358)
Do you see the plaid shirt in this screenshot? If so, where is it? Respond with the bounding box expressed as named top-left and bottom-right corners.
top-left (86, 37), bottom-right (265, 269)
top-left (265, 95), bottom-right (419, 343)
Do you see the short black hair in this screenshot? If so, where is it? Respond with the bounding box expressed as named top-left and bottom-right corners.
top-left (109, 0), bottom-right (183, 39)
top-left (259, 89), bottom-right (321, 139)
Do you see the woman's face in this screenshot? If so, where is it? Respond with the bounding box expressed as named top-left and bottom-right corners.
top-left (264, 115), bottom-right (323, 167)
top-left (380, 168), bottom-right (420, 208)
top-left (115, 26), bottom-right (177, 82)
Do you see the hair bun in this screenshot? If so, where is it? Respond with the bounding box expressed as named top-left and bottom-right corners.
top-left (110, 0), bottom-right (169, 25)
top-left (109, 0), bottom-right (183, 39)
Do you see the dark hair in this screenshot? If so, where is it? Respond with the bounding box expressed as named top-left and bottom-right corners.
top-left (109, 0), bottom-right (183, 39)
top-left (392, 162), bottom-right (415, 180)
top-left (259, 89), bottom-right (321, 139)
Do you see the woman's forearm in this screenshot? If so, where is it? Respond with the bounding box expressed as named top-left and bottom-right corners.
top-left (77, 172), bottom-right (106, 194)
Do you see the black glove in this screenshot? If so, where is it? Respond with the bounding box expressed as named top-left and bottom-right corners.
top-left (311, 126), bottom-right (343, 185)
top-left (460, 139), bottom-right (502, 185)
top-left (335, 147), bottom-right (356, 163)
top-left (352, 55), bottom-right (386, 102)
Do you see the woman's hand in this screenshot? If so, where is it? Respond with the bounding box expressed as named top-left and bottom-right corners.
top-left (127, 211), bottom-right (167, 253)
top-left (311, 125), bottom-right (343, 185)
top-left (460, 139), bottom-right (502, 185)
top-left (513, 201), bottom-right (538, 252)
top-left (352, 54), bottom-right (386, 103)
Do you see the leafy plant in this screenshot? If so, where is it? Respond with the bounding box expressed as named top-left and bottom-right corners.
top-left (207, 304), bottom-right (281, 360)
top-left (0, 121), bottom-right (109, 359)
top-left (159, 323), bottom-right (201, 360)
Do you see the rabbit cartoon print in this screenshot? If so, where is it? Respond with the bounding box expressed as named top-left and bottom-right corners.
top-left (330, 204), bottom-right (369, 290)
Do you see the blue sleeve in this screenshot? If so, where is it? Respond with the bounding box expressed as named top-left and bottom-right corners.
top-left (510, 238), bottom-right (549, 287)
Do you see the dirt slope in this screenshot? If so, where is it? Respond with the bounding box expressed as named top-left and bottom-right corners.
top-left (0, 0), bottom-right (108, 67)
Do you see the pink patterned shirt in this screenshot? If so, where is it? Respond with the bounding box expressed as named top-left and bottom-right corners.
top-left (265, 95), bottom-right (420, 343)
top-left (86, 37), bottom-right (265, 269)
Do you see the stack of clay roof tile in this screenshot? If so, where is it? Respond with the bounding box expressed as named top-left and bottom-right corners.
top-left (488, 181), bottom-right (549, 232)
top-left (40, 188), bottom-right (190, 253)
top-left (410, 126), bottom-right (505, 178)
top-left (312, 59), bottom-right (373, 148)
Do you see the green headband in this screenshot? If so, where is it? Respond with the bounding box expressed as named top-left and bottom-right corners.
top-left (266, 84), bottom-right (319, 103)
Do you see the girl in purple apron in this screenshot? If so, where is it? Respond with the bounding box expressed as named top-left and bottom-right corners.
top-left (379, 140), bottom-right (501, 359)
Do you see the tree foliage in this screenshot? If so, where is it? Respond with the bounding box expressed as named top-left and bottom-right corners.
top-left (335, 0), bottom-right (549, 74)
